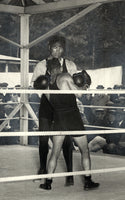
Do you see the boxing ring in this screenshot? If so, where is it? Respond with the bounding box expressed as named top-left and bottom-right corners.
top-left (0, 88), bottom-right (125, 184)
top-left (0, 0), bottom-right (125, 199)
top-left (0, 89), bottom-right (125, 200)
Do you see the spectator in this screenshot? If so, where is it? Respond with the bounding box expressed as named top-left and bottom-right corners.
top-left (91, 85), bottom-right (109, 116)
top-left (103, 109), bottom-right (122, 154)
top-left (88, 108), bottom-right (107, 152)
top-left (110, 84), bottom-right (121, 103)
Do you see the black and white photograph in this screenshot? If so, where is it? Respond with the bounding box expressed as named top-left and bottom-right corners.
top-left (0, 0), bottom-right (125, 200)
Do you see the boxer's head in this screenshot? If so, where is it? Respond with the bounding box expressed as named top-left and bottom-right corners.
top-left (48, 35), bottom-right (66, 59)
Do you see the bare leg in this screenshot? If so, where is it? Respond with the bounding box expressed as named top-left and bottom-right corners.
top-left (39, 135), bottom-right (65, 190)
top-left (73, 135), bottom-right (91, 172)
top-left (47, 135), bottom-right (65, 174)
top-left (73, 135), bottom-right (99, 190)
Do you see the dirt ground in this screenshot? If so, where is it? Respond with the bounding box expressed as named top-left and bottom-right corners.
top-left (0, 145), bottom-right (125, 200)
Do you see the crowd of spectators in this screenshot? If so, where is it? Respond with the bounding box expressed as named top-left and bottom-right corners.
top-left (0, 82), bottom-right (40, 145)
top-left (79, 84), bottom-right (125, 156)
top-left (0, 82), bottom-right (125, 155)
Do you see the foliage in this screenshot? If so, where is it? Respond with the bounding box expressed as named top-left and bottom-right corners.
top-left (0, 2), bottom-right (125, 71)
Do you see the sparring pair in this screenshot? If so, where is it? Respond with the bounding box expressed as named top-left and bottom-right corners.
top-left (32, 35), bottom-right (78, 186)
top-left (32, 35), bottom-right (99, 191)
top-left (34, 59), bottom-right (99, 191)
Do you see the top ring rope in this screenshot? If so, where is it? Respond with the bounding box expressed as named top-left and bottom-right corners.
top-left (0, 89), bottom-right (125, 95)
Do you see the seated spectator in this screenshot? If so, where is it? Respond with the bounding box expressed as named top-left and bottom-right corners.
top-left (92, 108), bottom-right (106, 127)
top-left (10, 85), bottom-right (21, 133)
top-left (106, 100), bottom-right (114, 107)
top-left (12, 85), bottom-right (21, 103)
top-left (110, 84), bottom-right (121, 103)
top-left (103, 109), bottom-right (123, 154)
top-left (91, 85), bottom-right (109, 115)
top-left (96, 85), bottom-right (104, 90)
top-left (4, 87), bottom-right (20, 145)
top-left (107, 87), bottom-right (113, 102)
top-left (0, 93), bottom-right (8, 145)
top-left (115, 96), bottom-right (125, 107)
top-left (87, 108), bottom-right (107, 152)
top-left (115, 109), bottom-right (125, 128)
top-left (88, 108), bottom-right (125, 154)
top-left (0, 82), bottom-right (8, 89)
top-left (104, 109), bottom-right (116, 128)
top-left (116, 109), bottom-right (125, 155)
top-left (0, 93), bottom-right (5, 124)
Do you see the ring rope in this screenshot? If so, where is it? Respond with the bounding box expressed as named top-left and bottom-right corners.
top-left (0, 167), bottom-right (125, 183)
top-left (85, 124), bottom-right (121, 130)
top-left (1, 89), bottom-right (125, 95)
top-left (0, 129), bottom-right (125, 137)
top-left (0, 101), bottom-right (125, 110)
top-left (79, 105), bottom-right (125, 110)
top-left (0, 119), bottom-right (122, 129)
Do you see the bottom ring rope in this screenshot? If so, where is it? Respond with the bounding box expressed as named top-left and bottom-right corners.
top-left (0, 167), bottom-right (125, 183)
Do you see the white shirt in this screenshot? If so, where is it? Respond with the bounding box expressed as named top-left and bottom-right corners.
top-left (31, 58), bottom-right (78, 83)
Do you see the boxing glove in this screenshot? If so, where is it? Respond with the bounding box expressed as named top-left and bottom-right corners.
top-left (34, 75), bottom-right (49, 89)
top-left (73, 72), bottom-right (84, 87)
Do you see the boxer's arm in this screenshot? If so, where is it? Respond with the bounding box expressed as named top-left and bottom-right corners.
top-left (31, 60), bottom-right (47, 85)
top-left (56, 73), bottom-right (83, 97)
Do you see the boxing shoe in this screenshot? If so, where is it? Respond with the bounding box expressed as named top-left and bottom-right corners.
top-left (39, 179), bottom-right (52, 190)
top-left (65, 176), bottom-right (74, 186)
top-left (84, 176), bottom-right (100, 191)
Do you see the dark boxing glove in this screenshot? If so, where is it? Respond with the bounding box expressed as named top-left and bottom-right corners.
top-left (73, 72), bottom-right (84, 87)
top-left (73, 70), bottom-right (91, 87)
top-left (34, 75), bottom-right (49, 89)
